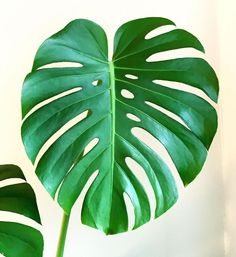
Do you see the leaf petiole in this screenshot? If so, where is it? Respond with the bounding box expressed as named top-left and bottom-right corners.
top-left (56, 212), bottom-right (71, 257)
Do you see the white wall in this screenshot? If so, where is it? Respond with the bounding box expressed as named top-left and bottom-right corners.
top-left (217, 0), bottom-right (236, 256)
top-left (0, 0), bottom-right (227, 256)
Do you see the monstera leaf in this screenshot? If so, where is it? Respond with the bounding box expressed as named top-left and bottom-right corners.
top-left (21, 17), bottom-right (218, 234)
top-left (0, 165), bottom-right (43, 256)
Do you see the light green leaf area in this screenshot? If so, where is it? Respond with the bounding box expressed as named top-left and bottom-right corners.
top-left (21, 18), bottom-right (218, 234)
top-left (0, 165), bottom-right (43, 257)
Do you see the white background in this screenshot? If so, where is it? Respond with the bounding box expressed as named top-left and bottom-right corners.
top-left (0, 0), bottom-right (235, 256)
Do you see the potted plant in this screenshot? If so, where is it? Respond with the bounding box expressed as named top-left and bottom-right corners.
top-left (0, 17), bottom-right (218, 257)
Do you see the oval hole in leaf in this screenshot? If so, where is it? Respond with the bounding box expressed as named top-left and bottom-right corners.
top-left (92, 80), bottom-right (102, 86)
top-left (125, 74), bottom-right (138, 80)
top-left (83, 138), bottom-right (99, 156)
top-left (38, 61), bottom-right (83, 69)
top-left (145, 25), bottom-right (175, 40)
top-left (126, 113), bottom-right (141, 122)
top-left (121, 89), bottom-right (134, 99)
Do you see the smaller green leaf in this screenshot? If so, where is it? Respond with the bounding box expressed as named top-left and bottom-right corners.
top-left (0, 164), bottom-right (43, 257)
top-left (0, 183), bottom-right (41, 223)
top-left (0, 222), bottom-right (43, 257)
top-left (0, 165), bottom-right (25, 181)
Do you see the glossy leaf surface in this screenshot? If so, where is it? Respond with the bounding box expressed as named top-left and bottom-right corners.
top-left (0, 165), bottom-right (43, 257)
top-left (21, 18), bottom-right (218, 234)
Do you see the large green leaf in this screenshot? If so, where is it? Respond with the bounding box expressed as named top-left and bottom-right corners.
top-left (21, 17), bottom-right (218, 234)
top-left (0, 165), bottom-right (43, 257)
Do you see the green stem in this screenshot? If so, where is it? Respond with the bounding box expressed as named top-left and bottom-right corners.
top-left (56, 212), bottom-right (71, 257)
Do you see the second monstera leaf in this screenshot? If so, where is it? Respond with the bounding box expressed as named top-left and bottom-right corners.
top-left (21, 17), bottom-right (218, 234)
top-left (0, 165), bottom-right (43, 257)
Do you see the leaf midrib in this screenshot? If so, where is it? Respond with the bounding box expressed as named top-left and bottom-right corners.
top-left (109, 61), bottom-right (116, 228)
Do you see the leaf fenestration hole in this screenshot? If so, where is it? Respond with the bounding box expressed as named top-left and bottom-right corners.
top-left (146, 48), bottom-right (204, 62)
top-left (152, 80), bottom-right (215, 107)
top-left (125, 74), bottom-right (138, 80)
top-left (131, 127), bottom-right (183, 192)
top-left (121, 89), bottom-right (135, 99)
top-left (126, 113), bottom-right (141, 122)
top-left (37, 62), bottom-right (83, 70)
top-left (92, 80), bottom-right (102, 86)
top-left (23, 87), bottom-right (83, 122)
top-left (145, 101), bottom-right (190, 129)
top-left (34, 110), bottom-right (90, 167)
top-left (125, 157), bottom-right (155, 219)
top-left (145, 25), bottom-right (175, 40)
top-left (83, 138), bottom-right (99, 156)
top-left (123, 192), bottom-right (135, 231)
top-left (63, 169), bottom-right (99, 215)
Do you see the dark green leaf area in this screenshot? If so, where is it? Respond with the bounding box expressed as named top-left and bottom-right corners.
top-left (0, 222), bottom-right (43, 257)
top-left (0, 165), bottom-right (43, 257)
top-left (0, 183), bottom-right (41, 223)
top-left (0, 165), bottom-right (25, 181)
